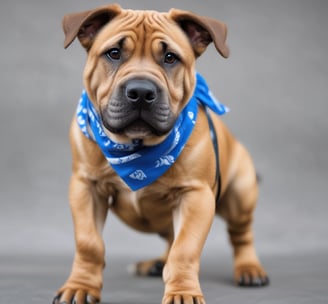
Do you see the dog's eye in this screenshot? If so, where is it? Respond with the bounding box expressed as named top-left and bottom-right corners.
top-left (164, 52), bottom-right (179, 65)
top-left (105, 48), bottom-right (121, 61)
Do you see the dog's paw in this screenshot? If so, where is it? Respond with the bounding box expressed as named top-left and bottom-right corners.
top-left (234, 263), bottom-right (269, 287)
top-left (52, 289), bottom-right (99, 304)
top-left (162, 294), bottom-right (205, 304)
top-left (129, 259), bottom-right (165, 277)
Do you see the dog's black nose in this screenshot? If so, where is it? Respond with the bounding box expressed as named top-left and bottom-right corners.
top-left (125, 79), bottom-right (158, 105)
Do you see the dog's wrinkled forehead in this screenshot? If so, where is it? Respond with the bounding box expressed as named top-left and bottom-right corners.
top-left (63, 4), bottom-right (229, 58)
top-left (92, 10), bottom-right (192, 55)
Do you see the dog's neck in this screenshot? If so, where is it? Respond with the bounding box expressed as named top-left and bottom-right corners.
top-left (76, 73), bottom-right (228, 190)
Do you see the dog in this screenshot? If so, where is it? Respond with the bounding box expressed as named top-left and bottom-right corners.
top-left (53, 4), bottom-right (269, 304)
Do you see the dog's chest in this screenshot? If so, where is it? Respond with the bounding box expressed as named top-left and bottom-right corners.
top-left (109, 185), bottom-right (177, 233)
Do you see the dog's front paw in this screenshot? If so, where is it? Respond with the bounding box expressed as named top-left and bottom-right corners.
top-left (162, 293), bottom-right (205, 304)
top-left (234, 263), bottom-right (269, 287)
top-left (53, 286), bottom-right (100, 304)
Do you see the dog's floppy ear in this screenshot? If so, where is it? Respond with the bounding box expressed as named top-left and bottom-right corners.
top-left (169, 9), bottom-right (229, 58)
top-left (62, 4), bottom-right (122, 50)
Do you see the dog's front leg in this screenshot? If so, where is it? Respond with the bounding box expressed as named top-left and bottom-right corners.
top-left (162, 186), bottom-right (215, 304)
top-left (54, 174), bottom-right (108, 304)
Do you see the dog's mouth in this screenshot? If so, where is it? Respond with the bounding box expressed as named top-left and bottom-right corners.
top-left (122, 119), bottom-right (158, 138)
top-left (102, 112), bottom-right (175, 139)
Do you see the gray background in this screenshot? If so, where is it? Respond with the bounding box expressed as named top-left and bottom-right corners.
top-left (1, 0), bottom-right (327, 303)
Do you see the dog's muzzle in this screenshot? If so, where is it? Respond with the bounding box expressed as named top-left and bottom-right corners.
top-left (101, 79), bottom-right (176, 137)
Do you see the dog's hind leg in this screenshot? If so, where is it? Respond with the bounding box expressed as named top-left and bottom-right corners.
top-left (132, 232), bottom-right (173, 277)
top-left (217, 143), bottom-right (269, 287)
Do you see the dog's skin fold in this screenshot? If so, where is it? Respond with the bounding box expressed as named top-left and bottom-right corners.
top-left (54, 4), bottom-right (269, 304)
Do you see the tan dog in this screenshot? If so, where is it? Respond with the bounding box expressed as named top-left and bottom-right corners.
top-left (54, 4), bottom-right (269, 304)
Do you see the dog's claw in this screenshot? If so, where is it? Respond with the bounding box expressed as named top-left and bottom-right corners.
top-left (52, 294), bottom-right (61, 304)
top-left (148, 260), bottom-right (165, 277)
top-left (162, 294), bottom-right (205, 304)
top-left (133, 259), bottom-right (165, 277)
top-left (86, 295), bottom-right (98, 304)
top-left (52, 293), bottom-right (98, 304)
top-left (237, 273), bottom-right (269, 287)
top-left (259, 276), bottom-right (270, 286)
top-left (235, 263), bottom-right (269, 287)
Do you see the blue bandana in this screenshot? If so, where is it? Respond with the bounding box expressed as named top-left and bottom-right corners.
top-left (76, 73), bottom-right (229, 191)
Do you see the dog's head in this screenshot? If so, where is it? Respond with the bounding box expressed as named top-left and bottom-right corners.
top-left (63, 4), bottom-right (229, 145)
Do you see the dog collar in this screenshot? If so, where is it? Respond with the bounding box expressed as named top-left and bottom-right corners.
top-left (76, 73), bottom-right (229, 191)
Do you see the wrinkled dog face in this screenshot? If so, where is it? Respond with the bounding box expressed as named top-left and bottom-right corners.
top-left (63, 5), bottom-right (229, 145)
top-left (83, 10), bottom-right (197, 145)
top-left (88, 12), bottom-right (196, 144)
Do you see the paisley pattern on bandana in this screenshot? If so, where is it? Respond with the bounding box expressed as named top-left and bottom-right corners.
top-left (76, 73), bottom-right (229, 191)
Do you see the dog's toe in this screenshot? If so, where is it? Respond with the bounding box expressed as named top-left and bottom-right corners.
top-left (53, 291), bottom-right (98, 304)
top-left (162, 294), bottom-right (205, 304)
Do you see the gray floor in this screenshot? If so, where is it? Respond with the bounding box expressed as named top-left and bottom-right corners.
top-left (1, 253), bottom-right (328, 304)
top-left (1, 0), bottom-right (328, 303)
